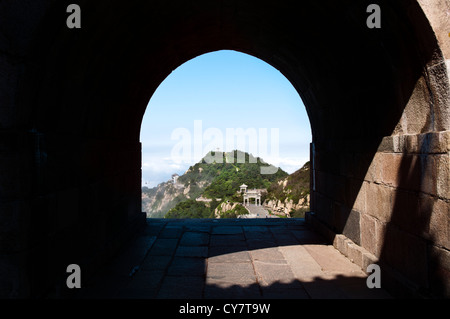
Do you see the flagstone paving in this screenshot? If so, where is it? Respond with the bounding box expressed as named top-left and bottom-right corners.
top-left (76, 218), bottom-right (392, 299)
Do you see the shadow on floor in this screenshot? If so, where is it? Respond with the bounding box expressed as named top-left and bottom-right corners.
top-left (71, 218), bottom-right (392, 300)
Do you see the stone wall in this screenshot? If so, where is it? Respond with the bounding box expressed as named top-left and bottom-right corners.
top-left (307, 1), bottom-right (450, 298)
top-left (310, 131), bottom-right (450, 297)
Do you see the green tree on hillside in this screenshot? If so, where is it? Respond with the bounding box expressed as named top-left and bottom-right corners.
top-left (165, 200), bottom-right (214, 219)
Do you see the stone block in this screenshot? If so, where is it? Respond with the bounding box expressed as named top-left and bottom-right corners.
top-left (361, 251), bottom-right (379, 273)
top-left (365, 152), bottom-right (383, 183)
top-left (393, 135), bottom-right (408, 153)
top-left (253, 260), bottom-right (300, 288)
top-left (314, 192), bottom-right (334, 227)
top-left (435, 154), bottom-right (449, 199)
top-left (429, 245), bottom-right (450, 297)
top-left (346, 241), bottom-right (363, 268)
top-left (381, 153), bottom-right (404, 188)
top-left (394, 77), bottom-right (433, 135)
top-left (167, 257), bottom-right (206, 277)
top-left (210, 234), bottom-right (246, 247)
top-left (141, 255), bottom-right (172, 271)
top-left (419, 154), bottom-right (438, 196)
top-left (180, 232), bottom-right (209, 246)
top-left (351, 180), bottom-right (366, 214)
top-left (342, 210), bottom-right (361, 246)
top-left (412, 131), bottom-right (450, 154)
top-left (427, 197), bottom-right (450, 250)
top-left (426, 61), bottom-right (450, 132)
top-left (360, 213), bottom-right (377, 255)
top-left (405, 134), bottom-right (420, 153)
top-left (249, 247), bottom-right (285, 262)
top-left (175, 246), bottom-right (208, 258)
top-left (303, 244), bottom-right (364, 275)
top-left (206, 262), bottom-right (257, 287)
top-left (377, 136), bottom-right (394, 153)
top-left (333, 234), bottom-right (347, 256)
top-left (396, 154), bottom-right (422, 192)
top-left (208, 248), bottom-right (251, 263)
top-left (365, 182), bottom-right (394, 223)
top-left (390, 189), bottom-right (419, 234)
top-left (212, 226), bottom-right (243, 235)
top-left (381, 225), bottom-right (429, 288)
top-left (148, 238), bottom-right (178, 256)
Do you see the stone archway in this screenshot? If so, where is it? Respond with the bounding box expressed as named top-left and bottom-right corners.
top-left (0, 0), bottom-right (448, 298)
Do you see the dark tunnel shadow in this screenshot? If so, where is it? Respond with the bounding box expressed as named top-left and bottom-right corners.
top-left (376, 135), bottom-right (448, 298)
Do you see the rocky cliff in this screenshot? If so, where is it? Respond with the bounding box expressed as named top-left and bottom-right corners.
top-left (264, 161), bottom-right (310, 217)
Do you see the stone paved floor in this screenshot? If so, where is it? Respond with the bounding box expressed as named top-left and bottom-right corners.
top-left (75, 218), bottom-right (392, 299)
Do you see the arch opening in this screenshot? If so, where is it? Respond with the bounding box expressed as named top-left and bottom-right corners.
top-left (140, 50), bottom-right (312, 219)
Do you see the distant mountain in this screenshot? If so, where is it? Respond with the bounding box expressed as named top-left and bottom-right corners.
top-left (142, 150), bottom-right (288, 218)
top-left (142, 150), bottom-right (311, 219)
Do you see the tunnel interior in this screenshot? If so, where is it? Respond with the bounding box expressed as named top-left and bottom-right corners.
top-left (0, 0), bottom-right (449, 298)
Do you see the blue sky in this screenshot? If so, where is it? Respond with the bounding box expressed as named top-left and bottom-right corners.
top-left (140, 50), bottom-right (312, 188)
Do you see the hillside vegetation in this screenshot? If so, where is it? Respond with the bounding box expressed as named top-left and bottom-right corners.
top-left (142, 150), bottom-right (310, 219)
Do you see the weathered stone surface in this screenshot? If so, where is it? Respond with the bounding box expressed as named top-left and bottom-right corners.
top-left (180, 232), bottom-right (209, 246)
top-left (210, 234), bottom-right (246, 247)
top-left (427, 197), bottom-right (450, 250)
top-left (249, 247), bottom-right (285, 262)
top-left (381, 225), bottom-right (429, 288)
top-left (141, 255), bottom-right (172, 271)
top-left (175, 246), bottom-right (208, 258)
top-left (342, 210), bottom-right (361, 246)
top-left (360, 213), bottom-right (379, 257)
top-left (333, 234), bottom-right (348, 257)
top-left (365, 182), bottom-right (394, 223)
top-left (74, 219), bottom-right (394, 299)
top-left (278, 245), bottom-right (322, 283)
top-left (208, 249), bottom-right (251, 263)
top-left (380, 153), bottom-right (404, 188)
top-left (253, 261), bottom-right (301, 288)
top-left (212, 226), bottom-right (243, 235)
top-left (159, 226), bottom-right (183, 239)
top-left (148, 239), bottom-right (178, 256)
top-left (346, 241), bottom-right (363, 268)
top-left (429, 245), bottom-right (450, 297)
top-left (303, 245), bottom-right (365, 276)
top-left (352, 180), bottom-right (367, 215)
top-left (206, 262), bottom-right (257, 287)
top-left (167, 257), bottom-right (206, 277)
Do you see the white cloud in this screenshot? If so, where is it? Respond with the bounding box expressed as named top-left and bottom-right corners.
top-left (141, 154), bottom-right (192, 188)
